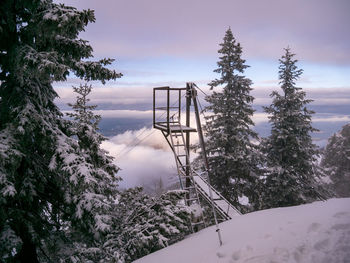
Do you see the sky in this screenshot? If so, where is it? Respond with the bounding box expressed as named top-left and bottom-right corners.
top-left (53, 0), bottom-right (350, 189)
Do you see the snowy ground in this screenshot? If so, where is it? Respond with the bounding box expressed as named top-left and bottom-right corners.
top-left (135, 198), bottom-right (350, 263)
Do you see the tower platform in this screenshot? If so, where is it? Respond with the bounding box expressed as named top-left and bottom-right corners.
top-left (154, 123), bottom-right (197, 133)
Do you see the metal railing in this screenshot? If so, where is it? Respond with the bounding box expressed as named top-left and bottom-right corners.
top-left (153, 86), bottom-right (186, 134)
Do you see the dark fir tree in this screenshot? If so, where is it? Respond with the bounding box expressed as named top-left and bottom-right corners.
top-left (203, 28), bottom-right (259, 212)
top-left (0, 1), bottom-right (121, 262)
top-left (262, 48), bottom-right (321, 208)
top-left (321, 123), bottom-right (350, 197)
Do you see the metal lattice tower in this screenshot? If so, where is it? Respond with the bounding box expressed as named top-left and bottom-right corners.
top-left (153, 83), bottom-right (241, 239)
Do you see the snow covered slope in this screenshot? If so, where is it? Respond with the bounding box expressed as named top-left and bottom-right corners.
top-left (135, 198), bottom-right (350, 263)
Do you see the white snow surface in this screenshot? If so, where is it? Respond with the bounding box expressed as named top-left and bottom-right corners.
top-left (135, 198), bottom-right (350, 263)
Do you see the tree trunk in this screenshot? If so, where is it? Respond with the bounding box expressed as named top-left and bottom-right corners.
top-left (14, 225), bottom-right (40, 263)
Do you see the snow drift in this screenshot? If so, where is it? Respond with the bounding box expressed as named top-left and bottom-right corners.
top-left (135, 198), bottom-right (350, 263)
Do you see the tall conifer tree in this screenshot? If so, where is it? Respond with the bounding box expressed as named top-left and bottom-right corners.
top-left (203, 28), bottom-right (259, 212)
top-left (0, 1), bottom-right (121, 261)
top-left (263, 48), bottom-right (321, 208)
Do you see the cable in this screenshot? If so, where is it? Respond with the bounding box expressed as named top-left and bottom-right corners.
top-left (114, 129), bottom-right (153, 159)
top-left (114, 87), bottom-right (209, 160)
top-left (193, 83), bottom-right (209, 97)
top-left (116, 96), bottom-right (185, 158)
top-left (192, 83), bottom-right (210, 121)
top-left (114, 91), bottom-right (186, 159)
top-left (116, 129), bottom-right (156, 159)
top-left (155, 92), bottom-right (186, 121)
top-left (116, 93), bottom-right (185, 157)
top-left (197, 96), bottom-right (207, 119)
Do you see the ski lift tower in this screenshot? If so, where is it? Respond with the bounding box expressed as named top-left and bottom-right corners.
top-left (153, 83), bottom-right (241, 238)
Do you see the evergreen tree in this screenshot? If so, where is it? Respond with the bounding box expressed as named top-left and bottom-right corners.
top-left (262, 48), bottom-right (321, 208)
top-left (103, 188), bottom-right (191, 262)
top-left (321, 123), bottom-right (350, 197)
top-left (203, 28), bottom-right (259, 212)
top-left (39, 84), bottom-right (121, 262)
top-left (0, 1), bottom-right (121, 262)
top-left (66, 84), bottom-right (120, 188)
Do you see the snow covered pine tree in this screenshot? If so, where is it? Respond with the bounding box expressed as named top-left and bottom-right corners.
top-left (56, 84), bottom-right (121, 262)
top-left (321, 123), bottom-right (350, 197)
top-left (0, 1), bottom-right (121, 262)
top-left (103, 188), bottom-right (191, 262)
top-left (262, 48), bottom-right (322, 208)
top-left (203, 28), bottom-right (260, 212)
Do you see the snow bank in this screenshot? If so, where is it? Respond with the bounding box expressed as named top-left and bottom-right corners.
top-left (135, 198), bottom-right (350, 263)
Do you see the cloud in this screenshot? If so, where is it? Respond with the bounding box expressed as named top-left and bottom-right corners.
top-left (54, 82), bottom-right (211, 107)
top-left (99, 112), bottom-right (205, 188)
top-left (313, 115), bottom-right (350, 123)
top-left (96, 110), bottom-right (153, 119)
top-left (55, 85), bottom-right (150, 102)
top-left (63, 109), bottom-right (153, 119)
top-left (101, 128), bottom-right (185, 189)
top-left (251, 86), bottom-right (350, 106)
top-left (252, 113), bottom-right (269, 125)
top-left (102, 138), bottom-right (176, 189)
top-left (252, 111), bottom-right (350, 125)
top-left (57, 0), bottom-right (350, 65)
top-left (108, 127), bottom-right (170, 151)
top-left (55, 84), bottom-right (350, 111)
top-left (99, 109), bottom-right (349, 189)
top-left (98, 110), bottom-right (267, 189)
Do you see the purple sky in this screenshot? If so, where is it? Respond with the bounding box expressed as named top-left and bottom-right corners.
top-left (58, 0), bottom-right (350, 62)
top-left (54, 0), bottom-right (350, 89)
